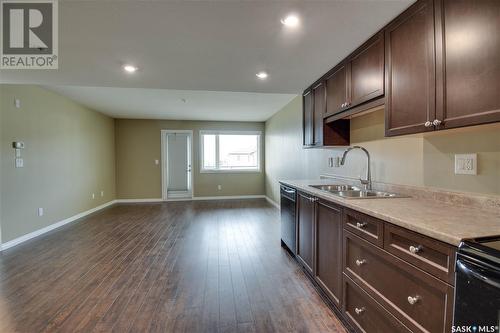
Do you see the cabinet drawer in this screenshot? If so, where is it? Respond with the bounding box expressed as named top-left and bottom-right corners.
top-left (343, 275), bottom-right (411, 333)
top-left (344, 231), bottom-right (454, 333)
top-left (344, 209), bottom-right (384, 247)
top-left (384, 224), bottom-right (456, 285)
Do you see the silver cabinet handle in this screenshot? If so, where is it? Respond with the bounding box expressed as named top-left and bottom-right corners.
top-left (302, 195), bottom-right (314, 201)
top-left (407, 295), bottom-right (420, 305)
top-left (341, 103), bottom-right (345, 108)
top-left (356, 222), bottom-right (367, 229)
top-left (354, 307), bottom-right (365, 315)
top-left (433, 119), bottom-right (442, 126)
top-left (409, 245), bottom-right (423, 254)
top-left (424, 121), bottom-right (432, 127)
top-left (355, 259), bottom-right (367, 266)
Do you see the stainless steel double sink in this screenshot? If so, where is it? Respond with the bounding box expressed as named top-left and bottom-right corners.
top-left (309, 184), bottom-right (404, 199)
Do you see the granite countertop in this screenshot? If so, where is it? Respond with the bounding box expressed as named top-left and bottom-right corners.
top-left (280, 179), bottom-right (500, 246)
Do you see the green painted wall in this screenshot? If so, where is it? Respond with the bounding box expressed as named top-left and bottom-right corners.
top-left (0, 85), bottom-right (116, 243)
top-left (115, 119), bottom-right (265, 199)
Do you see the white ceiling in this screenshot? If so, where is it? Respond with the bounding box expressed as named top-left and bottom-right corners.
top-left (44, 85), bottom-right (297, 121)
top-left (1, 0), bottom-right (414, 121)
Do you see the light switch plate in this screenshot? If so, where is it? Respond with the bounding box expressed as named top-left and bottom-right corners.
top-left (455, 154), bottom-right (477, 175)
top-left (15, 158), bottom-right (24, 168)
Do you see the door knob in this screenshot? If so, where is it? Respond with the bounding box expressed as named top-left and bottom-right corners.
top-left (354, 307), bottom-right (365, 315)
top-left (355, 259), bottom-right (367, 266)
top-left (407, 295), bottom-right (421, 305)
top-left (356, 222), bottom-right (367, 229)
top-left (424, 121), bottom-right (432, 127)
top-left (409, 245), bottom-right (423, 254)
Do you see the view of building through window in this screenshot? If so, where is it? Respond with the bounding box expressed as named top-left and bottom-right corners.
top-left (201, 132), bottom-right (260, 171)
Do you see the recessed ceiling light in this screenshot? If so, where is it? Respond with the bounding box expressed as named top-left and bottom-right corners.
top-left (281, 14), bottom-right (300, 28)
top-left (256, 71), bottom-right (268, 80)
top-left (123, 64), bottom-right (138, 73)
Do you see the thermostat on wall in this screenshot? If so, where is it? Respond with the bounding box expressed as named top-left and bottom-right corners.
top-left (12, 142), bottom-right (25, 149)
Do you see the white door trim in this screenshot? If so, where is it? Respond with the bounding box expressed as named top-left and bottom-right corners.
top-left (161, 129), bottom-right (194, 201)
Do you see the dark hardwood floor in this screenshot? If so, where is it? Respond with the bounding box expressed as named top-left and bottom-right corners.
top-left (0, 200), bottom-right (346, 333)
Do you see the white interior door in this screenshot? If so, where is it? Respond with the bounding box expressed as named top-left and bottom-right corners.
top-left (162, 130), bottom-right (193, 200)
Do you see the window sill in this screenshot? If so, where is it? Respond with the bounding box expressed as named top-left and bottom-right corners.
top-left (200, 169), bottom-right (262, 174)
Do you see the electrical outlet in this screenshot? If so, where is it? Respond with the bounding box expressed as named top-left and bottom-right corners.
top-left (154, 159), bottom-right (159, 165)
top-left (455, 154), bottom-right (477, 175)
top-left (92, 193), bottom-right (95, 199)
top-left (38, 208), bottom-right (44, 217)
top-left (14, 98), bottom-right (21, 109)
top-left (101, 190), bottom-right (104, 197)
top-left (217, 185), bottom-right (222, 191)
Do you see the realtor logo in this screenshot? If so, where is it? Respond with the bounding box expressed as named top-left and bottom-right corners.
top-left (1, 0), bottom-right (58, 69)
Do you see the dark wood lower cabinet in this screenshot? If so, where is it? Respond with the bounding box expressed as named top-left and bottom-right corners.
top-left (344, 231), bottom-right (454, 333)
top-left (296, 191), bottom-right (315, 274)
top-left (291, 187), bottom-right (456, 333)
top-left (315, 200), bottom-right (343, 308)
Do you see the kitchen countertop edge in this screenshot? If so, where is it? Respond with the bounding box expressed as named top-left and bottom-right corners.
top-left (279, 179), bottom-right (500, 247)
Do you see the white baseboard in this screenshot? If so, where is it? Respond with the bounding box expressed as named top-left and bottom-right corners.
top-left (265, 196), bottom-right (280, 209)
top-left (116, 196), bottom-right (267, 203)
top-left (0, 200), bottom-right (117, 252)
top-left (115, 198), bottom-right (164, 203)
top-left (192, 195), bottom-right (266, 201)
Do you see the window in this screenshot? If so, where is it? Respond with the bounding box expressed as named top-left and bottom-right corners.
top-left (200, 131), bottom-right (261, 172)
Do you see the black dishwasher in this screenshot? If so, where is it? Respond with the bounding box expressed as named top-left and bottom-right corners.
top-left (280, 185), bottom-right (296, 255)
top-left (454, 237), bottom-right (500, 332)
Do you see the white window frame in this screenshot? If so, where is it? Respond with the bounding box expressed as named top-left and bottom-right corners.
top-left (199, 130), bottom-right (262, 173)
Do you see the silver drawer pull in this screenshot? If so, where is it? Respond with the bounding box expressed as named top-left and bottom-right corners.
top-left (407, 295), bottom-right (420, 305)
top-left (409, 245), bottom-right (423, 254)
top-left (354, 307), bottom-right (365, 315)
top-left (355, 259), bottom-right (367, 266)
top-left (356, 222), bottom-right (367, 228)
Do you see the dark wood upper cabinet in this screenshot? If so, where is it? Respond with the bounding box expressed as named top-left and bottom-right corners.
top-left (435, 0), bottom-right (500, 129)
top-left (302, 90), bottom-right (313, 147)
top-left (315, 200), bottom-right (343, 308)
top-left (296, 192), bottom-right (315, 274)
top-left (349, 32), bottom-right (385, 108)
top-left (305, 0), bottom-right (500, 143)
top-left (312, 82), bottom-right (326, 146)
top-left (326, 63), bottom-right (348, 115)
top-left (385, 0), bottom-right (436, 136)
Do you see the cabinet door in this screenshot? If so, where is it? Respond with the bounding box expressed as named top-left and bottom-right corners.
top-left (326, 63), bottom-right (348, 115)
top-left (435, 0), bottom-right (500, 129)
top-left (296, 192), bottom-right (315, 274)
top-left (385, 0), bottom-right (436, 136)
top-left (349, 32), bottom-right (385, 108)
top-left (315, 200), bottom-right (343, 308)
top-left (312, 82), bottom-right (326, 146)
top-left (303, 90), bottom-right (314, 147)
